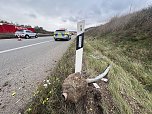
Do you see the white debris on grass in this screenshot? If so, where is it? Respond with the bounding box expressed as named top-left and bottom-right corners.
top-left (43, 84), bottom-right (48, 88)
top-left (43, 79), bottom-right (51, 88)
top-left (12, 91), bottom-right (16, 96)
top-left (93, 83), bottom-right (100, 89)
top-left (101, 78), bottom-right (108, 82)
top-left (46, 80), bottom-right (51, 85)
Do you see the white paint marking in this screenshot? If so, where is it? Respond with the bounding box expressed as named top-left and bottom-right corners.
top-left (75, 48), bottom-right (83, 73)
top-left (15, 99), bottom-right (21, 104)
top-left (0, 40), bottom-right (52, 54)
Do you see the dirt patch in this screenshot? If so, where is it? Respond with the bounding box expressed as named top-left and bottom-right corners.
top-left (86, 85), bottom-right (103, 114)
top-left (98, 81), bottom-right (118, 114)
top-left (61, 84), bottom-right (103, 114)
top-left (61, 81), bottom-right (117, 114)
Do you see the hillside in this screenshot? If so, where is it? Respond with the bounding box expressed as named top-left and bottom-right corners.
top-left (85, 6), bottom-right (152, 114)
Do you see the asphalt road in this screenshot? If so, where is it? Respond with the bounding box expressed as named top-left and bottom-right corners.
top-left (0, 37), bottom-right (74, 114)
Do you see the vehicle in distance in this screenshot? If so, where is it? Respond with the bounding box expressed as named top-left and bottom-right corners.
top-left (15, 30), bottom-right (38, 39)
top-left (54, 29), bottom-right (71, 41)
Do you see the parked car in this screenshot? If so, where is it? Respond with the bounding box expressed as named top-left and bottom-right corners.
top-left (54, 29), bottom-right (71, 41)
top-left (15, 30), bottom-right (38, 39)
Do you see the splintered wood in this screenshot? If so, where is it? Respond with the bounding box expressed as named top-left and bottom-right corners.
top-left (62, 72), bottom-right (88, 103)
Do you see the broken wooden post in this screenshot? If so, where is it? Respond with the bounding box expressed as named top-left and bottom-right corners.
top-left (62, 72), bottom-right (87, 103)
top-left (62, 65), bottom-right (111, 103)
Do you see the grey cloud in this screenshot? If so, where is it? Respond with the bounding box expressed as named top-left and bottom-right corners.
top-left (68, 16), bottom-right (78, 22)
top-left (62, 19), bottom-right (67, 23)
top-left (0, 0), bottom-right (151, 30)
top-left (92, 7), bottom-right (101, 15)
top-left (28, 14), bottom-right (37, 18)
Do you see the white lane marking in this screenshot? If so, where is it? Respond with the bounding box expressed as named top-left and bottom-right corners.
top-left (0, 40), bottom-right (53, 54)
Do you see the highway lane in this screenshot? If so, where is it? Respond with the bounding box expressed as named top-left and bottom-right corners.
top-left (0, 37), bottom-right (53, 52)
top-left (0, 36), bottom-right (74, 114)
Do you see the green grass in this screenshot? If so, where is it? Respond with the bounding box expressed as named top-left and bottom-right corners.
top-left (84, 7), bottom-right (152, 113)
top-left (84, 33), bottom-right (152, 114)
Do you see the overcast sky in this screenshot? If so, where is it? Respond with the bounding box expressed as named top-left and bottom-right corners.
top-left (0, 0), bottom-right (152, 31)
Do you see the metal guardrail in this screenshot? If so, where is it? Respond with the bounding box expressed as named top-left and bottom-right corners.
top-left (0, 33), bottom-right (15, 39)
top-left (0, 33), bottom-right (53, 39)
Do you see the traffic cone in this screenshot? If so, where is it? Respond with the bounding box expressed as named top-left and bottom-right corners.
top-left (18, 36), bottom-right (22, 41)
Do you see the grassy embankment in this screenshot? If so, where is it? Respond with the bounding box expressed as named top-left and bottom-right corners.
top-left (24, 7), bottom-right (152, 114)
top-left (84, 6), bottom-right (152, 114)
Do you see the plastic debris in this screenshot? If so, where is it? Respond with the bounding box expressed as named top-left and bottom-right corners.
top-left (93, 83), bottom-right (100, 89)
top-left (90, 108), bottom-right (93, 111)
top-left (12, 91), bottom-right (16, 96)
top-left (28, 108), bottom-right (32, 112)
top-left (49, 91), bottom-right (52, 94)
top-left (46, 80), bottom-right (50, 83)
top-left (43, 84), bottom-right (48, 88)
top-left (101, 78), bottom-right (108, 82)
top-left (46, 80), bottom-right (51, 85)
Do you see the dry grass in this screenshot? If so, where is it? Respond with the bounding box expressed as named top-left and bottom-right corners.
top-left (86, 6), bottom-right (152, 38)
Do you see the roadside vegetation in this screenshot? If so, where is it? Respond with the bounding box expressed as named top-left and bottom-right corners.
top-left (0, 19), bottom-right (53, 39)
top-left (23, 6), bottom-right (152, 114)
top-left (85, 6), bottom-right (152, 114)
top-left (23, 42), bottom-right (76, 114)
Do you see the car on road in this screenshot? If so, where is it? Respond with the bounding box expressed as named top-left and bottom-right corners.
top-left (54, 29), bottom-right (71, 41)
top-left (15, 30), bottom-right (38, 39)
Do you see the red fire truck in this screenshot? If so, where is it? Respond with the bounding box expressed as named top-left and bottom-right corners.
top-left (0, 23), bottom-right (35, 33)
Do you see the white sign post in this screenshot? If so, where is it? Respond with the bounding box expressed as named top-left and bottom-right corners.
top-left (74, 20), bottom-right (110, 89)
top-left (75, 20), bottom-right (85, 73)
